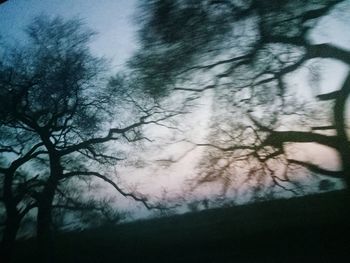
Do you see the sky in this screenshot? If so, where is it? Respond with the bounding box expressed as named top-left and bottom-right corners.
top-left (0, 0), bottom-right (211, 218)
top-left (1, 0), bottom-right (350, 219)
top-left (0, 0), bottom-right (138, 69)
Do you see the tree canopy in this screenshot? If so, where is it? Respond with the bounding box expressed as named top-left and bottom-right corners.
top-left (131, 0), bottom-right (350, 195)
top-left (0, 15), bottom-right (174, 262)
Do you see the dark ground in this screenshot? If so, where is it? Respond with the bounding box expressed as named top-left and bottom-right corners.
top-left (13, 190), bottom-right (350, 262)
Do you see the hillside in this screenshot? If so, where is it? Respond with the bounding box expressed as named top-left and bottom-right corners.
top-left (14, 190), bottom-right (350, 262)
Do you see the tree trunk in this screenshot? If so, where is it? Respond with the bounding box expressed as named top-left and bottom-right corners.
top-left (1, 214), bottom-right (20, 263)
top-left (333, 72), bottom-right (350, 197)
top-left (1, 169), bottom-right (20, 263)
top-left (37, 197), bottom-right (55, 263)
top-left (36, 172), bottom-right (59, 263)
top-left (36, 150), bottom-right (61, 263)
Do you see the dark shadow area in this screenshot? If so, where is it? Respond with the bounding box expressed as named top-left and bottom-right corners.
top-left (13, 190), bottom-right (350, 262)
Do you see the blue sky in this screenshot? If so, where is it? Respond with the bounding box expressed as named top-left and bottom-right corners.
top-left (1, 0), bottom-right (349, 92)
top-left (0, 0), bottom-right (138, 69)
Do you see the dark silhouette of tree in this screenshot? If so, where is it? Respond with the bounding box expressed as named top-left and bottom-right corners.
top-left (51, 186), bottom-right (128, 231)
top-left (192, 99), bottom-right (332, 199)
top-left (0, 118), bottom-right (46, 261)
top-left (130, 0), bottom-right (350, 195)
top-left (0, 16), bottom-right (175, 262)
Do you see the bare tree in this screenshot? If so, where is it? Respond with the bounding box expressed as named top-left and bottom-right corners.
top-left (130, 0), bottom-right (350, 196)
top-left (0, 109), bottom-right (46, 261)
top-left (0, 16), bottom-right (176, 262)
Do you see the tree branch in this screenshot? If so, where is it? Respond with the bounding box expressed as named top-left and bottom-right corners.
top-left (287, 159), bottom-right (343, 178)
top-left (61, 171), bottom-right (164, 210)
top-left (317, 91), bottom-right (340, 101)
top-left (264, 130), bottom-right (339, 149)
